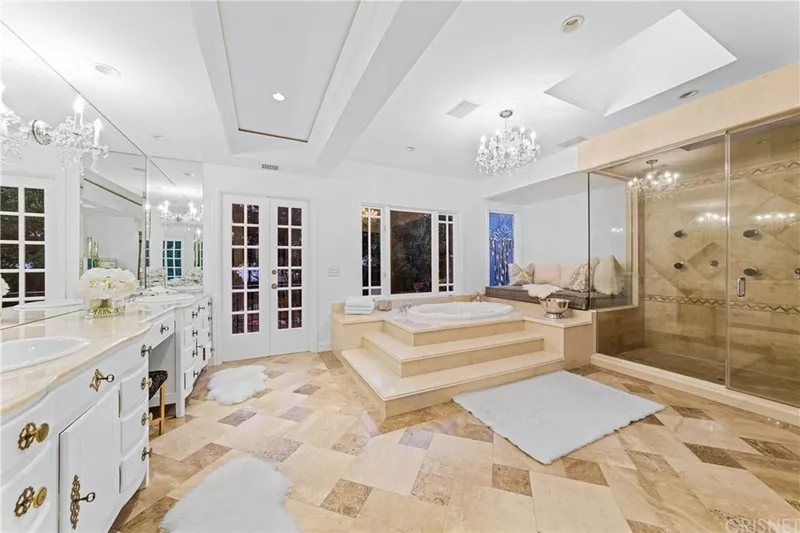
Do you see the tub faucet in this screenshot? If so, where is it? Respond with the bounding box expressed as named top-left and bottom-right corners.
top-left (399, 302), bottom-right (413, 315)
top-left (471, 292), bottom-right (483, 302)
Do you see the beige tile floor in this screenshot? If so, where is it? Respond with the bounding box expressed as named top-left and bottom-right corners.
top-left (113, 352), bottom-right (800, 533)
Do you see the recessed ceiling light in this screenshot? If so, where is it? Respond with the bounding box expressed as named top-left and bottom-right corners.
top-left (272, 92), bottom-right (286, 102)
top-left (679, 90), bottom-right (699, 100)
top-left (94, 63), bottom-right (121, 77)
top-left (405, 146), bottom-right (415, 152)
top-left (561, 15), bottom-right (584, 34)
top-left (152, 134), bottom-right (169, 141)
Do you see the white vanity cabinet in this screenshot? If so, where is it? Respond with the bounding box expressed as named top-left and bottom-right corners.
top-left (0, 336), bottom-right (157, 533)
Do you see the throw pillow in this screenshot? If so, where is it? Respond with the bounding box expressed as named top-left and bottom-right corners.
top-left (533, 262), bottom-right (561, 285)
top-left (559, 260), bottom-right (585, 288)
top-left (594, 256), bottom-right (624, 295)
top-left (509, 263), bottom-right (534, 285)
top-left (568, 262), bottom-right (590, 292)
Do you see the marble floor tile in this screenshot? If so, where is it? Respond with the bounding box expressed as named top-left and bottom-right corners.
top-left (492, 464), bottom-right (532, 496)
top-left (445, 481), bottom-right (536, 533)
top-left (180, 442), bottom-right (231, 470)
top-left (569, 434), bottom-right (637, 469)
top-left (319, 479), bottom-right (372, 518)
top-left (279, 404), bottom-right (314, 422)
top-left (425, 433), bottom-right (494, 487)
top-left (184, 399), bottom-right (242, 421)
top-left (331, 432), bottom-right (370, 456)
top-left (627, 520), bottom-right (667, 533)
top-left (619, 423), bottom-right (703, 463)
top-left (399, 427), bottom-right (434, 449)
top-left (563, 457), bottom-right (609, 486)
top-left (351, 488), bottom-right (447, 533)
top-left (283, 410), bottom-right (357, 449)
top-left (118, 496), bottom-right (177, 533)
top-left (293, 383), bottom-right (322, 395)
top-left (492, 435), bottom-right (568, 477)
top-left (212, 413), bottom-right (297, 454)
top-left (729, 452), bottom-right (800, 502)
top-left (741, 438), bottom-right (800, 461)
top-left (343, 439), bottom-right (427, 496)
top-left (423, 417), bottom-right (494, 443)
top-left (531, 473), bottom-right (631, 533)
top-left (627, 451), bottom-right (677, 475)
top-left (672, 406), bottom-right (714, 420)
top-left (244, 390), bottom-right (307, 416)
top-left (259, 437), bottom-right (303, 463)
top-left (150, 417), bottom-right (233, 461)
top-left (279, 444), bottom-right (357, 506)
top-left (600, 464), bottom-right (664, 528)
top-left (167, 449), bottom-right (250, 500)
top-left (658, 415), bottom-right (760, 453)
top-left (643, 471), bottom-right (723, 532)
top-left (283, 497), bottom-right (354, 532)
top-left (217, 409), bottom-right (256, 427)
top-left (685, 443), bottom-right (744, 469)
top-left (411, 461), bottom-right (454, 506)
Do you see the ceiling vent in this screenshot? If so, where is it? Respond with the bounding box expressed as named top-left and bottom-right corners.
top-left (445, 99), bottom-right (480, 119)
top-left (557, 136), bottom-right (587, 148)
top-left (261, 163), bottom-right (279, 171)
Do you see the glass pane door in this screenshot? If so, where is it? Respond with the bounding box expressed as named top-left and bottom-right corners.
top-left (728, 115), bottom-right (800, 406)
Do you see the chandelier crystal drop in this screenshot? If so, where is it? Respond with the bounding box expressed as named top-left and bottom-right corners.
top-left (627, 159), bottom-right (679, 202)
top-left (159, 201), bottom-right (203, 231)
top-left (475, 109), bottom-right (540, 176)
top-left (0, 86), bottom-right (30, 164)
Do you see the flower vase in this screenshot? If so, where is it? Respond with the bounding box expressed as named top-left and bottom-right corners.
top-left (84, 297), bottom-right (116, 319)
top-left (113, 298), bottom-right (127, 316)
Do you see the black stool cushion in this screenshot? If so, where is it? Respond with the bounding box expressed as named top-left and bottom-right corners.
top-left (148, 370), bottom-right (168, 400)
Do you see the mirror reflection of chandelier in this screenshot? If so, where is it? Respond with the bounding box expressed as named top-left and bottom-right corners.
top-left (0, 92), bottom-right (108, 174)
top-left (628, 159), bottom-right (679, 202)
top-left (159, 201), bottom-right (202, 231)
top-left (475, 109), bottom-right (540, 176)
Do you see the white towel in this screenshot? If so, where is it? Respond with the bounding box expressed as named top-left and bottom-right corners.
top-left (344, 308), bottom-right (373, 315)
top-left (345, 296), bottom-right (374, 308)
top-left (521, 283), bottom-right (563, 299)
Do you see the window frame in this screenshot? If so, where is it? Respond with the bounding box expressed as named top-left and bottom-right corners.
top-left (162, 239), bottom-right (183, 280)
top-left (361, 205), bottom-right (460, 299)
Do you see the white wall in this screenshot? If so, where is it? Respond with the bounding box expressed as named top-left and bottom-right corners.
top-left (82, 212), bottom-right (142, 271)
top-left (202, 161), bottom-right (487, 354)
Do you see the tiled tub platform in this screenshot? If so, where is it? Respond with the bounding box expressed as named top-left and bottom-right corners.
top-left (331, 303), bottom-right (593, 417)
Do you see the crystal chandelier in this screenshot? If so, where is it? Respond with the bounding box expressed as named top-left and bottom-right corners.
top-left (159, 201), bottom-right (203, 231)
top-left (475, 109), bottom-right (540, 176)
top-left (627, 159), bottom-right (679, 202)
top-left (0, 86), bottom-right (30, 164)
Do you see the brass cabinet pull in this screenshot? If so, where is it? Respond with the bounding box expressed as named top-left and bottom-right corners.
top-left (160, 323), bottom-right (170, 334)
top-left (141, 377), bottom-right (153, 391)
top-left (140, 344), bottom-right (151, 358)
top-left (89, 369), bottom-right (115, 392)
top-left (70, 475), bottom-right (95, 529)
top-left (141, 447), bottom-right (152, 461)
top-left (141, 412), bottom-right (153, 426)
top-left (13, 485), bottom-right (46, 517)
top-left (18, 422), bottom-right (50, 450)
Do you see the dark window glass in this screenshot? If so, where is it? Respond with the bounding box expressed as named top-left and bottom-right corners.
top-left (291, 269), bottom-right (302, 287)
top-left (1, 244), bottom-right (19, 269)
top-left (247, 226), bottom-right (259, 246)
top-left (291, 208), bottom-right (302, 226)
top-left (390, 211), bottom-right (431, 294)
top-left (291, 310), bottom-right (302, 329)
top-left (247, 313), bottom-right (260, 333)
top-left (291, 228), bottom-right (301, 246)
top-left (232, 248), bottom-right (244, 268)
top-left (232, 314), bottom-right (244, 334)
top-left (232, 204), bottom-right (244, 224)
top-left (277, 269), bottom-right (288, 288)
top-left (247, 248), bottom-right (259, 267)
top-left (291, 289), bottom-right (302, 309)
top-left (278, 290), bottom-right (289, 309)
top-left (1, 215), bottom-right (19, 241)
top-left (277, 310), bottom-right (289, 330)
top-left (1, 186), bottom-right (18, 212)
top-left (24, 189), bottom-right (45, 214)
top-left (247, 204), bottom-right (259, 225)
top-left (25, 244), bottom-right (44, 269)
top-left (277, 228), bottom-right (288, 247)
top-left (4, 273), bottom-right (19, 297)
top-left (247, 270), bottom-right (259, 289)
top-left (232, 270), bottom-right (245, 290)
top-left (231, 226), bottom-right (244, 246)
top-left (439, 222), bottom-right (447, 284)
top-left (277, 248), bottom-right (288, 267)
top-left (291, 249), bottom-right (301, 267)
top-left (25, 272), bottom-right (45, 298)
top-left (232, 292), bottom-right (244, 312)
top-left (25, 216), bottom-right (45, 241)
top-left (247, 292), bottom-right (259, 311)
top-left (277, 207), bottom-right (289, 225)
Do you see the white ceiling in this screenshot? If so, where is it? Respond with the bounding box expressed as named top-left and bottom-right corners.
top-left (2, 1), bottom-right (798, 183)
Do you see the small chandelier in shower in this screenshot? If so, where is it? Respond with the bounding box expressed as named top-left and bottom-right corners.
top-left (627, 159), bottom-right (679, 201)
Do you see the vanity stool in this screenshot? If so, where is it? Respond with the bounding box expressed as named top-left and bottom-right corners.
top-left (148, 370), bottom-right (169, 435)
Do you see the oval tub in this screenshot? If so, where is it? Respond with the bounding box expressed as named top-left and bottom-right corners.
top-left (405, 301), bottom-right (514, 322)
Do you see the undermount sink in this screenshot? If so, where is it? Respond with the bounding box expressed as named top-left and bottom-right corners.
top-left (136, 293), bottom-right (196, 305)
top-left (0, 337), bottom-right (91, 373)
top-left (14, 299), bottom-right (83, 311)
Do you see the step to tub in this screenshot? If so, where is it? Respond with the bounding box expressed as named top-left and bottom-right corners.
top-left (363, 330), bottom-right (545, 377)
top-left (384, 315), bottom-right (526, 346)
top-left (339, 348), bottom-right (564, 417)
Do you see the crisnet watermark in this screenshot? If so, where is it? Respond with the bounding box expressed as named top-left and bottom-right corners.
top-left (724, 516), bottom-right (800, 533)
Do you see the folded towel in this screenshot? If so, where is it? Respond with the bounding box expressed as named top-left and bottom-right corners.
top-left (345, 296), bottom-right (374, 308)
top-left (344, 307), bottom-right (374, 315)
top-left (521, 283), bottom-right (563, 299)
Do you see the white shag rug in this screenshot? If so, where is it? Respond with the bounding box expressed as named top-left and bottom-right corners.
top-left (161, 456), bottom-right (299, 533)
top-left (207, 365), bottom-right (268, 405)
top-left (453, 370), bottom-right (663, 464)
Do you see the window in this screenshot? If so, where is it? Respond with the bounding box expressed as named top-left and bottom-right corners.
top-left (361, 206), bottom-right (457, 296)
top-left (193, 239), bottom-right (204, 268)
top-left (145, 240), bottom-right (150, 268)
top-left (488, 212), bottom-right (514, 286)
top-left (162, 240), bottom-right (182, 279)
top-left (1, 185), bottom-right (46, 307)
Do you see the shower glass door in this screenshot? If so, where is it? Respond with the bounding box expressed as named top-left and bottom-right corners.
top-left (727, 115), bottom-right (800, 406)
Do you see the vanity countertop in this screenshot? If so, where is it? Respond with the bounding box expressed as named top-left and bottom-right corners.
top-left (0, 294), bottom-right (208, 417)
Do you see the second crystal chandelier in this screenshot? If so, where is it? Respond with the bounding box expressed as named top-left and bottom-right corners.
top-left (475, 110), bottom-right (540, 176)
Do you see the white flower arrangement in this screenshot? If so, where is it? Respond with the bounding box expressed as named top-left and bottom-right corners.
top-left (145, 267), bottom-right (166, 288)
top-left (171, 267), bottom-right (203, 286)
top-left (0, 276), bottom-right (9, 298)
top-left (75, 268), bottom-right (138, 301)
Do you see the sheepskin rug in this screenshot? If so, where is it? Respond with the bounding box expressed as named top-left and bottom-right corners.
top-left (454, 370), bottom-right (663, 464)
top-left (161, 456), bottom-right (299, 532)
top-left (207, 365), bottom-right (268, 405)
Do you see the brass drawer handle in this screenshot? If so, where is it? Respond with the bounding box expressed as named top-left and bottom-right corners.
top-left (89, 370), bottom-right (115, 392)
top-left (140, 344), bottom-right (151, 358)
top-left (141, 377), bottom-right (153, 391)
top-left (160, 323), bottom-right (170, 334)
top-left (141, 447), bottom-right (152, 461)
top-left (18, 422), bottom-right (50, 450)
top-left (70, 475), bottom-right (95, 529)
top-left (14, 485), bottom-right (46, 517)
top-left (141, 412), bottom-right (153, 426)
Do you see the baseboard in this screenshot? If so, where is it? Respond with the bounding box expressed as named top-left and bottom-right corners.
top-left (591, 354), bottom-right (799, 426)
top-left (316, 342), bottom-right (331, 353)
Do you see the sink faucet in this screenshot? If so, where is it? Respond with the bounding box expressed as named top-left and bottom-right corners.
top-left (399, 302), bottom-right (413, 315)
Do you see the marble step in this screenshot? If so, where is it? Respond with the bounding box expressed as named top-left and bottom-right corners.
top-left (384, 315), bottom-right (526, 346)
top-left (340, 348), bottom-right (563, 417)
top-left (363, 330), bottom-right (545, 377)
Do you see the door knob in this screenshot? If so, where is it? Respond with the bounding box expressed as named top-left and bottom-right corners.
top-left (271, 283), bottom-right (278, 289)
top-left (272, 269), bottom-right (277, 275)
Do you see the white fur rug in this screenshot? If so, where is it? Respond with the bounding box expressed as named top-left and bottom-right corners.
top-left (454, 371), bottom-right (663, 464)
top-left (521, 283), bottom-right (562, 299)
top-left (207, 365), bottom-right (268, 405)
top-left (161, 456), bottom-right (299, 533)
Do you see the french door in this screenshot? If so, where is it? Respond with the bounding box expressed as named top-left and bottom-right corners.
top-left (221, 195), bottom-right (309, 361)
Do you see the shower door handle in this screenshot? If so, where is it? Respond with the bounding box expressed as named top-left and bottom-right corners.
top-left (736, 276), bottom-right (746, 298)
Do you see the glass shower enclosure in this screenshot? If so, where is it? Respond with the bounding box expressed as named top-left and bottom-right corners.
top-left (592, 114), bottom-right (800, 407)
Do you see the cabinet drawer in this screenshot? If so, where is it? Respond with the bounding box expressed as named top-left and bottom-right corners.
top-left (0, 442), bottom-right (56, 533)
top-left (119, 360), bottom-right (148, 416)
top-left (120, 399), bottom-right (149, 455)
top-left (183, 368), bottom-right (198, 397)
top-left (146, 314), bottom-right (174, 349)
top-left (120, 431), bottom-right (148, 495)
top-left (0, 395), bottom-right (54, 479)
top-left (181, 342), bottom-right (195, 370)
top-left (182, 322), bottom-right (196, 348)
